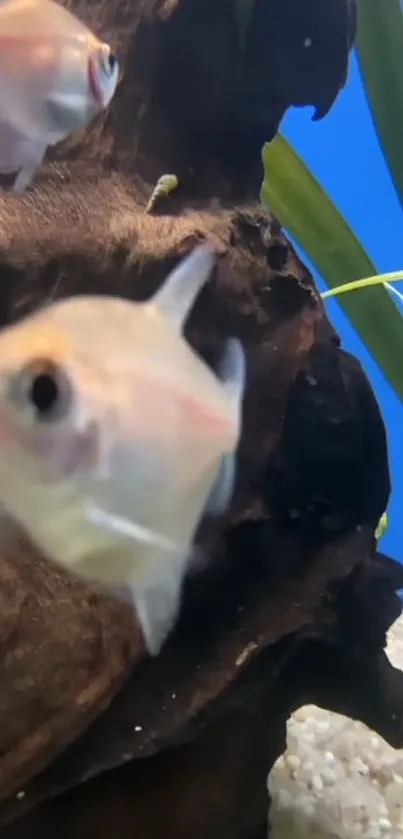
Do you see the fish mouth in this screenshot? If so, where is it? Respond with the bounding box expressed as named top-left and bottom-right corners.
top-left (88, 57), bottom-right (104, 108)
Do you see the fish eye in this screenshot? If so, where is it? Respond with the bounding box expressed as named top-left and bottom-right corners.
top-left (10, 359), bottom-right (72, 424)
top-left (99, 43), bottom-right (118, 78)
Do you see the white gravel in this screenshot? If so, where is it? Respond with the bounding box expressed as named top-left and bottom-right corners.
top-left (267, 614), bottom-right (403, 839)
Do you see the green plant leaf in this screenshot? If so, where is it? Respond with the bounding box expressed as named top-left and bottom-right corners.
top-left (260, 135), bottom-right (403, 402)
top-left (356, 0), bottom-right (403, 214)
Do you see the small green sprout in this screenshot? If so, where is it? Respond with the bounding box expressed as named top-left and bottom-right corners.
top-left (146, 174), bottom-right (179, 214)
top-left (375, 511), bottom-right (389, 541)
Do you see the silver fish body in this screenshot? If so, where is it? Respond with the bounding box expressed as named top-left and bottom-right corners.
top-left (0, 0), bottom-right (119, 190)
top-left (0, 245), bottom-right (246, 654)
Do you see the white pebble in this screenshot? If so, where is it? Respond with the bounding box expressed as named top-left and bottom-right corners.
top-left (300, 760), bottom-right (314, 773)
top-left (298, 796), bottom-right (316, 819)
top-left (350, 758), bottom-right (370, 776)
top-left (285, 754), bottom-right (301, 771)
top-left (293, 708), bottom-right (312, 723)
top-left (277, 789), bottom-right (293, 810)
top-left (312, 775), bottom-right (323, 792)
top-left (378, 818), bottom-right (392, 831)
top-left (366, 827), bottom-right (381, 839)
top-left (321, 768), bottom-right (337, 786)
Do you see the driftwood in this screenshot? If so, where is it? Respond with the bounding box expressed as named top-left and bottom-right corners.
top-left (0, 1), bottom-right (402, 838)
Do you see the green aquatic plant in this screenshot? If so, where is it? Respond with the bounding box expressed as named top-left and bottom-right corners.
top-left (356, 0), bottom-right (403, 214)
top-left (260, 136), bottom-right (403, 403)
top-left (259, 0), bottom-right (403, 405)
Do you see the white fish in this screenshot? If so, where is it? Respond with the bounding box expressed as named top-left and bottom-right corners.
top-left (0, 245), bottom-right (246, 655)
top-left (0, 0), bottom-right (119, 192)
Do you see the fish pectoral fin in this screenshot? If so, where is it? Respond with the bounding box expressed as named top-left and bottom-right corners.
top-left (12, 142), bottom-right (47, 192)
top-left (206, 452), bottom-right (236, 516)
top-left (205, 337), bottom-right (246, 516)
top-left (0, 120), bottom-right (47, 191)
top-left (218, 337), bottom-right (246, 419)
top-left (130, 569), bottom-right (184, 656)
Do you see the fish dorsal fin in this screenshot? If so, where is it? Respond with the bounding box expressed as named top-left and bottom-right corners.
top-left (150, 244), bottom-right (216, 332)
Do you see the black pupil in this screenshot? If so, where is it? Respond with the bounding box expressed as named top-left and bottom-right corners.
top-left (29, 372), bottom-right (60, 416)
top-left (108, 51), bottom-right (117, 71)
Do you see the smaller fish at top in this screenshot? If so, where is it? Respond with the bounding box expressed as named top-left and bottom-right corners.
top-left (0, 0), bottom-right (119, 192)
top-left (0, 244), bottom-right (246, 656)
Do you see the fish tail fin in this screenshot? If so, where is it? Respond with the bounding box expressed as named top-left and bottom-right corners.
top-left (151, 243), bottom-right (216, 332)
top-left (206, 338), bottom-right (246, 516)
